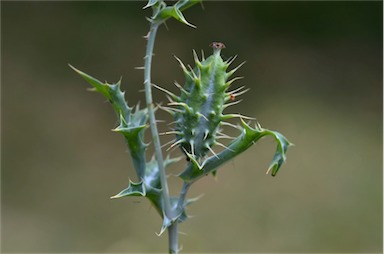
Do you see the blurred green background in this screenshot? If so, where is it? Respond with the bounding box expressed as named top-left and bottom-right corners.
top-left (1, 1), bottom-right (382, 253)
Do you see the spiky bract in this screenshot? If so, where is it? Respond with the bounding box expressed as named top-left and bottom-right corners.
top-left (171, 42), bottom-right (243, 161)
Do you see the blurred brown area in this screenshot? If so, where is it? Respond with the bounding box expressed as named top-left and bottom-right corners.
top-left (1, 1), bottom-right (382, 253)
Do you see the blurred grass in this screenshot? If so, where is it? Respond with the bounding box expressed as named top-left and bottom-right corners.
top-left (1, 1), bottom-right (382, 253)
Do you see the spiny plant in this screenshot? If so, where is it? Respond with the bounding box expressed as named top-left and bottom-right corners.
top-left (70, 1), bottom-right (292, 253)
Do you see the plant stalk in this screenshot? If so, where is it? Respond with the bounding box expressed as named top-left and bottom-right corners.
top-left (168, 222), bottom-right (179, 254)
top-left (143, 23), bottom-right (172, 221)
top-left (177, 182), bottom-right (191, 209)
top-left (143, 22), bottom-right (178, 253)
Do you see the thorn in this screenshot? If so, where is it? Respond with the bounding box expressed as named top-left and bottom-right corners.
top-left (86, 87), bottom-right (97, 92)
top-left (164, 95), bottom-right (174, 104)
top-left (143, 31), bottom-right (150, 40)
top-left (164, 20), bottom-right (169, 31)
top-left (167, 120), bottom-right (179, 126)
top-left (215, 141), bottom-right (234, 152)
top-left (167, 143), bottom-right (183, 154)
top-left (159, 131), bottom-right (182, 136)
top-left (187, 64), bottom-right (198, 79)
top-left (226, 76), bottom-right (244, 87)
top-left (222, 113), bottom-right (255, 121)
top-left (167, 139), bottom-right (184, 151)
top-left (197, 112), bottom-right (208, 121)
top-left (155, 119), bottom-right (166, 124)
top-left (227, 61), bottom-right (246, 78)
top-left (190, 140), bottom-right (195, 157)
top-left (129, 101), bottom-right (138, 111)
top-left (201, 49), bottom-right (205, 61)
top-left (174, 55), bottom-right (194, 80)
top-left (206, 145), bottom-right (219, 159)
top-left (216, 135), bottom-right (235, 140)
top-left (216, 132), bottom-right (235, 139)
top-left (161, 139), bottom-right (176, 149)
top-left (225, 55), bottom-right (238, 66)
top-left (232, 88), bottom-right (250, 97)
top-left (138, 88), bottom-right (146, 93)
top-left (227, 85), bottom-right (246, 94)
top-left (158, 104), bottom-right (183, 114)
top-left (168, 102), bottom-right (192, 113)
top-left (185, 193), bottom-right (205, 205)
top-left (182, 147), bottom-right (204, 170)
top-left (134, 66), bottom-right (145, 70)
top-left (142, 2), bottom-right (152, 9)
top-left (173, 81), bottom-right (181, 88)
top-left (143, 54), bottom-right (153, 60)
top-left (221, 121), bottom-right (241, 130)
top-left (145, 16), bottom-right (153, 23)
top-left (203, 129), bottom-right (209, 140)
top-left (199, 0), bottom-right (205, 10)
top-left (223, 99), bottom-right (243, 109)
top-left (266, 166), bottom-right (273, 175)
top-left (181, 146), bottom-right (190, 156)
top-left (192, 49), bottom-right (201, 65)
top-left (173, 81), bottom-right (190, 96)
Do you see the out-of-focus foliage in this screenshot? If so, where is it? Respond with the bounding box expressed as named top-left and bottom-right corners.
top-left (1, 1), bottom-right (382, 253)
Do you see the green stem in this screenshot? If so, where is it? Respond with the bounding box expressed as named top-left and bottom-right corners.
top-left (177, 182), bottom-right (191, 210)
top-left (143, 3), bottom-right (202, 253)
top-left (168, 182), bottom-right (191, 254)
top-left (143, 23), bottom-right (172, 219)
top-left (168, 222), bottom-right (179, 254)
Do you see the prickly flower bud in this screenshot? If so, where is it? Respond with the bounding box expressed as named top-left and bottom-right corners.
top-left (170, 42), bottom-right (245, 161)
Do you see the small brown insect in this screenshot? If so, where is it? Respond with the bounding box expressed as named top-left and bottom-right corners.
top-left (230, 94), bottom-right (235, 101)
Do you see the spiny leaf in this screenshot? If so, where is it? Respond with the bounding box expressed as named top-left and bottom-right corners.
top-left (111, 180), bottom-right (146, 199)
top-left (71, 65), bottom-right (150, 179)
top-left (113, 122), bottom-right (148, 179)
top-left (143, 0), bottom-right (161, 9)
top-left (179, 119), bottom-right (292, 182)
top-left (264, 130), bottom-right (292, 176)
top-left (156, 6), bottom-right (196, 28)
top-left (69, 65), bottom-right (132, 120)
top-left (151, 0), bottom-right (200, 27)
top-left (69, 64), bottom-right (112, 100)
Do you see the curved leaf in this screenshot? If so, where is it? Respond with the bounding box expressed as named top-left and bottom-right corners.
top-left (180, 119), bottom-right (293, 182)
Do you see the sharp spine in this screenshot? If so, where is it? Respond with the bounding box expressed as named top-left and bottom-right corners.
top-left (167, 139), bottom-right (185, 151)
top-left (223, 99), bottom-right (243, 109)
top-left (215, 141), bottom-right (234, 152)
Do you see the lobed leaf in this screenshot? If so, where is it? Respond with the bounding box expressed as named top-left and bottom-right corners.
top-left (111, 180), bottom-right (146, 199)
top-left (143, 0), bottom-right (161, 9)
top-left (111, 156), bottom-right (183, 235)
top-left (150, 0), bottom-right (200, 27)
top-left (69, 65), bottom-right (131, 119)
top-left (179, 119), bottom-right (293, 182)
top-left (70, 65), bottom-right (149, 178)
